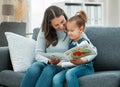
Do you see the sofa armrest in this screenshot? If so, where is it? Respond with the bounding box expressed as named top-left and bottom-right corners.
top-left (0, 47), bottom-right (13, 72)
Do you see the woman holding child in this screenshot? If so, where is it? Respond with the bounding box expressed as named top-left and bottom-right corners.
top-left (20, 5), bottom-right (97, 87)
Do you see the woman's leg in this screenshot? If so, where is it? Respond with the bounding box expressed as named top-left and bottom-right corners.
top-left (35, 65), bottom-right (63, 87)
top-left (20, 62), bottom-right (46, 87)
top-left (66, 62), bottom-right (94, 87)
top-left (53, 69), bottom-right (67, 87)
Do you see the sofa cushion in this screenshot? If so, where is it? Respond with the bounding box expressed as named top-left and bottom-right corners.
top-left (0, 22), bottom-right (26, 47)
top-left (0, 70), bottom-right (24, 87)
top-left (5, 32), bottom-right (36, 72)
top-left (79, 71), bottom-right (120, 87)
top-left (0, 47), bottom-right (13, 71)
top-left (32, 27), bottom-right (40, 40)
top-left (85, 27), bottom-right (120, 71)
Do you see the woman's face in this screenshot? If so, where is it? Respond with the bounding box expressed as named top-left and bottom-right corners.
top-left (50, 15), bottom-right (67, 31)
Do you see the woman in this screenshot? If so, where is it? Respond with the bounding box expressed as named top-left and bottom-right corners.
top-left (20, 5), bottom-right (95, 87)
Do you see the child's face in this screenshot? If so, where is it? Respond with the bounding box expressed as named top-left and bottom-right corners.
top-left (67, 21), bottom-right (83, 42)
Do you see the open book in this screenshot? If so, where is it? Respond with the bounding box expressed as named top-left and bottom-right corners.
top-left (39, 44), bottom-right (95, 61)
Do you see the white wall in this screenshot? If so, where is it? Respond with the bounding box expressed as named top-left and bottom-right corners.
top-left (107, 0), bottom-right (119, 26)
top-left (30, 0), bottom-right (45, 32)
top-left (0, 0), bottom-right (2, 23)
top-left (117, 0), bottom-right (120, 26)
top-left (99, 0), bottom-right (120, 27)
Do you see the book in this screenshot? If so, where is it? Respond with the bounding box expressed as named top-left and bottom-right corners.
top-left (39, 44), bottom-right (95, 61)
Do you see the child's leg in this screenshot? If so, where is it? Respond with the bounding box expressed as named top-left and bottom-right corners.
top-left (66, 62), bottom-right (94, 87)
top-left (53, 69), bottom-right (67, 87)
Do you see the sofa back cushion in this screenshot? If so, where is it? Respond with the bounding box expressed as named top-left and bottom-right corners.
top-left (0, 22), bottom-right (26, 47)
top-left (32, 27), bottom-right (40, 40)
top-left (85, 27), bottom-right (120, 71)
top-left (0, 47), bottom-right (13, 71)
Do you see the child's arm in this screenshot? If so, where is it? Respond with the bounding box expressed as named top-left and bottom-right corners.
top-left (57, 61), bottom-right (76, 67)
top-left (57, 57), bottom-right (88, 67)
top-left (58, 40), bottom-right (97, 67)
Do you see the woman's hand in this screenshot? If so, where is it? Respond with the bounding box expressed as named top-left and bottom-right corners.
top-left (48, 58), bottom-right (60, 65)
top-left (70, 58), bottom-right (88, 65)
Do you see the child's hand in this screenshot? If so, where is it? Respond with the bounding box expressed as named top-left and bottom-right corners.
top-left (70, 58), bottom-right (83, 65)
top-left (70, 58), bottom-right (88, 65)
top-left (48, 58), bottom-right (60, 65)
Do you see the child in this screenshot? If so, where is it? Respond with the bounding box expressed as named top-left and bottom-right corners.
top-left (53, 10), bottom-right (97, 87)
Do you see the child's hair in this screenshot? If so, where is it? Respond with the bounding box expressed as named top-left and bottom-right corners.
top-left (68, 10), bottom-right (87, 31)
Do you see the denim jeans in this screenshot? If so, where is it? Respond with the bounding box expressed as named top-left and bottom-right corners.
top-left (20, 62), bottom-right (63, 87)
top-left (53, 62), bottom-right (94, 87)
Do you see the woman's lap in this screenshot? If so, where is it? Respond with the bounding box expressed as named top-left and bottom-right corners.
top-left (35, 65), bottom-right (64, 87)
top-left (20, 61), bottom-right (64, 87)
top-left (20, 62), bottom-right (46, 87)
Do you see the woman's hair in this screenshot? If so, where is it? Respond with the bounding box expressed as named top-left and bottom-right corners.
top-left (41, 5), bottom-right (68, 48)
top-left (68, 10), bottom-right (87, 31)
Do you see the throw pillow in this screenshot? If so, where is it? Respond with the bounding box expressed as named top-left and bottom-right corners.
top-left (5, 32), bottom-right (36, 72)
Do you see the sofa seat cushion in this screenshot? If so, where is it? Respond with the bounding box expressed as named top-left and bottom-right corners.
top-left (79, 71), bottom-right (120, 87)
top-left (0, 70), bottom-right (25, 87)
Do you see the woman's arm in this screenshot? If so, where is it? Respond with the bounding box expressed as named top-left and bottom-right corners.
top-left (35, 29), bottom-right (61, 64)
top-left (35, 29), bottom-right (49, 64)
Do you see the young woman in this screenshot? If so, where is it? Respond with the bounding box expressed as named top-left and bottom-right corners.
top-left (52, 11), bottom-right (97, 87)
top-left (20, 6), bottom-right (96, 87)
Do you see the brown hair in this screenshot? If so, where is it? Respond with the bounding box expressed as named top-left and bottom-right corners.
top-left (41, 6), bottom-right (68, 48)
top-left (68, 10), bottom-right (87, 31)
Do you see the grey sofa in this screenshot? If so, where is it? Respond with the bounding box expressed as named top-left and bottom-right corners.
top-left (0, 27), bottom-right (120, 87)
top-left (0, 22), bottom-right (26, 47)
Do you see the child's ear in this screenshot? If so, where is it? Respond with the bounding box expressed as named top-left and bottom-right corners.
top-left (80, 26), bottom-right (84, 32)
